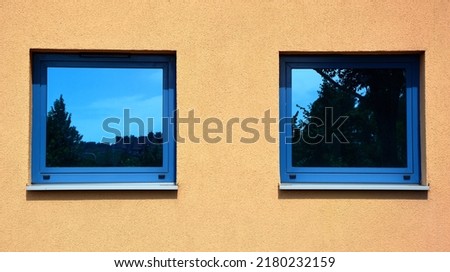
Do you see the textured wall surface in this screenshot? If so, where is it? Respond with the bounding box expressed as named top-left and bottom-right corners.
top-left (0, 0), bottom-right (449, 251)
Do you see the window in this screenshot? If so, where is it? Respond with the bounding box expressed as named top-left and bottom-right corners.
top-left (279, 55), bottom-right (425, 189)
top-left (29, 53), bottom-right (176, 190)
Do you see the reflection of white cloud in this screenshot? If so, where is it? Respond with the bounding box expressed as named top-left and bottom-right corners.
top-left (88, 94), bottom-right (159, 110)
top-left (71, 94), bottom-right (163, 142)
top-left (70, 118), bottom-right (107, 143)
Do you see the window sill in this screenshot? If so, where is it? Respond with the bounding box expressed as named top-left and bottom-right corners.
top-left (26, 183), bottom-right (178, 191)
top-left (279, 183), bottom-right (429, 191)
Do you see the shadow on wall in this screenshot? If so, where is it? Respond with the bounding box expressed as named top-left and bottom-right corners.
top-left (278, 190), bottom-right (428, 200)
top-left (26, 189), bottom-right (427, 201)
top-left (26, 190), bottom-right (178, 201)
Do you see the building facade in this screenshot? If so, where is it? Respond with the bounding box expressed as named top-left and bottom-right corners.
top-left (0, 0), bottom-right (449, 251)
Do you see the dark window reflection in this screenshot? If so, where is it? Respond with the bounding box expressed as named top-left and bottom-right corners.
top-left (45, 67), bottom-right (163, 167)
top-left (291, 68), bottom-right (407, 167)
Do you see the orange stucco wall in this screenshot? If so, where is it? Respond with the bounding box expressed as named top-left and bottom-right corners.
top-left (0, 0), bottom-right (449, 251)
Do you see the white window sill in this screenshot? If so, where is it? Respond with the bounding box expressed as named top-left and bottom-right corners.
top-left (26, 183), bottom-right (178, 191)
top-left (279, 183), bottom-right (429, 191)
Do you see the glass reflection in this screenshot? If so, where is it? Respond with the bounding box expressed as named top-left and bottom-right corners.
top-left (46, 67), bottom-right (164, 167)
top-left (291, 68), bottom-right (407, 167)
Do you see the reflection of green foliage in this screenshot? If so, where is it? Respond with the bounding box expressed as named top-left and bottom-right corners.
top-left (46, 95), bottom-right (164, 167)
top-left (77, 135), bottom-right (163, 167)
top-left (292, 69), bottom-right (406, 167)
top-left (120, 153), bottom-right (141, 166)
top-left (46, 95), bottom-right (83, 166)
top-left (142, 132), bottom-right (163, 166)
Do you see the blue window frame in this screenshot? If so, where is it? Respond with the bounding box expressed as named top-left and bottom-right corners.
top-left (280, 55), bottom-right (420, 184)
top-left (31, 53), bottom-right (176, 186)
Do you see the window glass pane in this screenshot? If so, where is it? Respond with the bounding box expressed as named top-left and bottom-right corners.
top-left (46, 67), bottom-right (163, 167)
top-left (291, 68), bottom-right (407, 168)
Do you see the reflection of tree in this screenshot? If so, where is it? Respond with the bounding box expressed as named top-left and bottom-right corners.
top-left (46, 95), bottom-right (83, 166)
top-left (46, 95), bottom-right (163, 167)
top-left (292, 69), bottom-right (406, 167)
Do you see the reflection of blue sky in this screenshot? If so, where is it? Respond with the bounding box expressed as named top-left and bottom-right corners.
top-left (291, 69), bottom-right (322, 121)
top-left (47, 68), bottom-right (163, 143)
